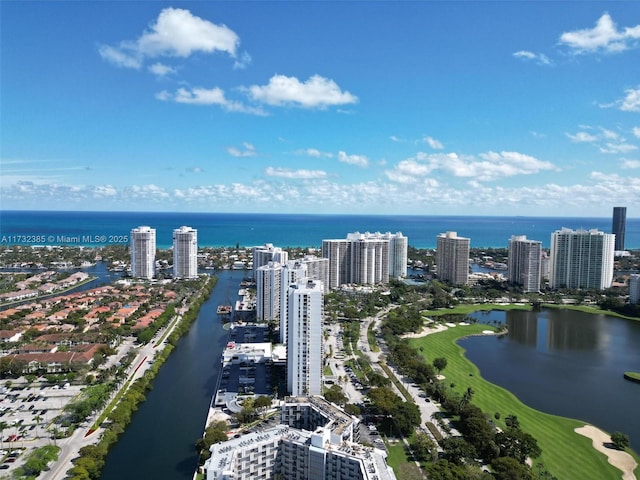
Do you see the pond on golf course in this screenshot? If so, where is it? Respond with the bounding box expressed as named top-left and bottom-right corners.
top-left (460, 308), bottom-right (640, 451)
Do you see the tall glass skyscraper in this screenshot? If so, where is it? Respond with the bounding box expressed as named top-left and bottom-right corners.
top-left (612, 206), bottom-right (626, 251)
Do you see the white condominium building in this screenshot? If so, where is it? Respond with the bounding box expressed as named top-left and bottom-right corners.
top-left (173, 226), bottom-right (198, 279)
top-left (346, 232), bottom-right (389, 286)
top-left (549, 228), bottom-right (615, 290)
top-left (204, 396), bottom-right (396, 480)
top-left (507, 235), bottom-right (542, 293)
top-left (436, 231), bottom-right (470, 285)
top-left (322, 239), bottom-right (351, 290)
top-left (386, 231), bottom-right (408, 279)
top-left (256, 261), bottom-right (283, 322)
top-left (130, 226), bottom-right (156, 280)
top-left (286, 278), bottom-right (324, 396)
top-left (252, 243), bottom-right (288, 279)
top-left (321, 231), bottom-right (406, 289)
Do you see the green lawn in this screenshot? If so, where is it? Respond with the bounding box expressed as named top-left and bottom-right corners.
top-left (409, 323), bottom-right (640, 480)
top-left (423, 303), bottom-right (532, 316)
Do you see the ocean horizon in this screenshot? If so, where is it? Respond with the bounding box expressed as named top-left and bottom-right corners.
top-left (1, 210), bottom-right (637, 250)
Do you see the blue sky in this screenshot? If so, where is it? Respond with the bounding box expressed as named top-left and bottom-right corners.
top-left (1, 1), bottom-right (640, 216)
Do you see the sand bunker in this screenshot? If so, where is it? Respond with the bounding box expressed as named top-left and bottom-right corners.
top-left (575, 424), bottom-right (637, 480)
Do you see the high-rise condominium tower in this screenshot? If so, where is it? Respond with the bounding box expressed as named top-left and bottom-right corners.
top-left (256, 261), bottom-right (282, 322)
top-left (130, 226), bottom-right (156, 280)
top-left (549, 228), bottom-right (615, 290)
top-left (507, 235), bottom-right (542, 293)
top-left (286, 278), bottom-right (324, 396)
top-left (173, 226), bottom-right (198, 279)
top-left (436, 231), bottom-right (470, 285)
top-left (252, 244), bottom-right (288, 279)
top-left (612, 207), bottom-right (626, 251)
top-left (321, 231), bottom-right (406, 289)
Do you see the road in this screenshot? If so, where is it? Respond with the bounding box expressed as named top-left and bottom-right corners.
top-left (358, 307), bottom-right (458, 439)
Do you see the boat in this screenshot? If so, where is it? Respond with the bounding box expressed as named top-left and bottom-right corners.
top-left (217, 305), bottom-right (232, 316)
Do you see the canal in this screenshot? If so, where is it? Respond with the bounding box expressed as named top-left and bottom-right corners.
top-left (461, 308), bottom-right (640, 451)
top-left (100, 269), bottom-right (245, 479)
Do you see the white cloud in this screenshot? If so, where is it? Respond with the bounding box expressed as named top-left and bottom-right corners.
top-left (227, 143), bottom-right (257, 157)
top-left (337, 151), bottom-right (369, 168)
top-left (247, 74), bottom-right (358, 109)
top-left (620, 86), bottom-right (640, 112)
top-left (156, 87), bottom-right (266, 115)
top-left (172, 87), bottom-right (226, 105)
top-left (423, 136), bottom-right (444, 149)
top-left (125, 184), bottom-right (170, 199)
top-left (513, 50), bottom-right (552, 65)
top-left (265, 167), bottom-right (327, 179)
top-left (297, 148), bottom-right (333, 158)
top-left (93, 185), bottom-right (118, 197)
top-left (566, 125), bottom-right (638, 154)
top-left (148, 62), bottom-right (176, 77)
top-left (99, 8), bottom-right (240, 69)
top-left (233, 51), bottom-right (252, 70)
top-left (98, 44), bottom-right (142, 69)
top-left (559, 13), bottom-right (640, 54)
top-left (566, 131), bottom-right (598, 143)
top-left (390, 135), bottom-right (406, 143)
top-left (633, 127), bottom-right (640, 139)
top-left (385, 150), bottom-right (557, 183)
top-left (385, 157), bottom-right (435, 184)
top-left (621, 159), bottom-right (640, 169)
top-left (4, 169), bottom-right (640, 215)
top-left (599, 143), bottom-right (638, 154)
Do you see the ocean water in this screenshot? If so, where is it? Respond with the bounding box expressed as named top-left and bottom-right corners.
top-left (0, 210), bottom-right (638, 249)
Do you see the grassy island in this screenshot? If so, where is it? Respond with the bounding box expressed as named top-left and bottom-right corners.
top-left (624, 371), bottom-right (640, 383)
top-left (408, 322), bottom-right (640, 479)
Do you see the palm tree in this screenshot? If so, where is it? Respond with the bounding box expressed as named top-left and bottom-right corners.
top-left (0, 421), bottom-right (7, 451)
top-left (33, 415), bottom-right (42, 439)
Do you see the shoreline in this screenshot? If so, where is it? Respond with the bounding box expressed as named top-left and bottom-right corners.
top-left (575, 425), bottom-right (638, 480)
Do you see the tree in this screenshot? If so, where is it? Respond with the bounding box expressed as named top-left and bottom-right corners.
top-left (425, 459), bottom-right (468, 480)
top-left (324, 384), bottom-right (348, 406)
top-left (611, 431), bottom-right (630, 451)
top-left (491, 456), bottom-right (535, 480)
top-left (433, 357), bottom-right (448, 374)
top-left (505, 414), bottom-right (520, 430)
top-left (496, 428), bottom-right (541, 463)
top-left (392, 401), bottom-right (421, 436)
top-left (410, 432), bottom-right (438, 462)
top-left (440, 437), bottom-right (477, 465)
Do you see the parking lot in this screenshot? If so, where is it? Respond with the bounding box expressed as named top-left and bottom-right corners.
top-left (0, 382), bottom-right (84, 443)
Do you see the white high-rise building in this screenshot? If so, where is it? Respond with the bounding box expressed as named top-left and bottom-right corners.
top-left (386, 231), bottom-right (408, 279)
top-left (287, 278), bottom-right (324, 396)
top-left (629, 274), bottom-right (640, 304)
top-left (280, 260), bottom-right (308, 344)
top-left (549, 228), bottom-right (615, 290)
top-left (300, 255), bottom-right (330, 292)
top-left (321, 231), bottom-right (406, 289)
top-left (173, 226), bottom-right (198, 279)
top-left (322, 239), bottom-right (351, 289)
top-left (130, 226), bottom-right (156, 280)
top-left (252, 244), bottom-right (288, 279)
top-left (256, 262), bottom-right (283, 322)
top-left (347, 232), bottom-right (389, 285)
top-left (508, 235), bottom-right (542, 293)
top-left (436, 231), bottom-right (470, 285)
